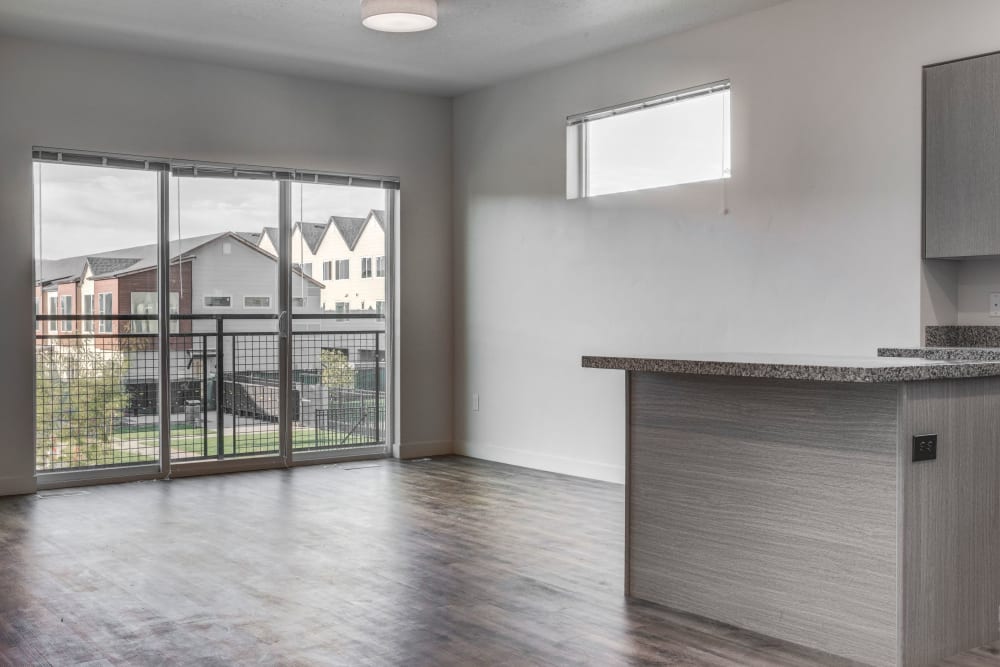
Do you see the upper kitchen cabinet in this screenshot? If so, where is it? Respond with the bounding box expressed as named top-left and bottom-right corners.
top-left (925, 51), bottom-right (1000, 258)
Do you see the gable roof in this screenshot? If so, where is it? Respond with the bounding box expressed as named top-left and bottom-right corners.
top-left (235, 231), bottom-right (262, 246)
top-left (329, 216), bottom-right (368, 251)
top-left (260, 227), bottom-right (279, 250)
top-left (86, 256), bottom-right (142, 277)
top-left (296, 222), bottom-right (329, 254)
top-left (370, 209), bottom-right (386, 232)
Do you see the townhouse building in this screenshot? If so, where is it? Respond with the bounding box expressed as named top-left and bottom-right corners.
top-left (258, 209), bottom-right (386, 315)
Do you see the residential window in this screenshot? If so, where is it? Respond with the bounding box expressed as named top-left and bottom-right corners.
top-left (322, 261), bottom-right (332, 281)
top-left (82, 294), bottom-right (94, 333)
top-left (567, 80), bottom-right (731, 198)
top-left (301, 262), bottom-right (313, 277)
top-left (47, 295), bottom-right (57, 333)
top-left (292, 297), bottom-right (306, 307)
top-left (335, 301), bottom-right (350, 313)
top-left (376, 256), bottom-right (386, 278)
top-left (376, 300), bottom-right (385, 315)
top-left (98, 292), bottom-right (113, 334)
top-left (204, 296), bottom-right (232, 308)
top-left (131, 292), bottom-right (179, 333)
top-left (335, 259), bottom-right (349, 280)
top-left (244, 296), bottom-right (271, 309)
top-left (361, 257), bottom-right (373, 279)
top-left (59, 295), bottom-right (73, 332)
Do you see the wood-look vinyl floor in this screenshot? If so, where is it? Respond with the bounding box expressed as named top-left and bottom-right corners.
top-left (0, 455), bottom-right (997, 666)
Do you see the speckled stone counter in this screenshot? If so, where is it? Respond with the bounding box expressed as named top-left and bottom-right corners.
top-left (582, 352), bottom-right (1000, 383)
top-left (925, 325), bottom-right (1000, 347)
top-left (879, 347), bottom-right (1000, 361)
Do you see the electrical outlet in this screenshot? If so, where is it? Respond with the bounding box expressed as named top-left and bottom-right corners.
top-left (472, 393), bottom-right (480, 412)
top-left (991, 293), bottom-right (1000, 317)
top-left (912, 434), bottom-right (937, 462)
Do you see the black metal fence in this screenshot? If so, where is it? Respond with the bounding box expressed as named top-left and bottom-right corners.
top-left (35, 314), bottom-right (386, 472)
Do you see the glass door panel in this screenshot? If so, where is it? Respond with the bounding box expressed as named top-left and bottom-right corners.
top-left (167, 176), bottom-right (281, 462)
top-left (289, 182), bottom-right (388, 455)
top-left (33, 162), bottom-right (161, 472)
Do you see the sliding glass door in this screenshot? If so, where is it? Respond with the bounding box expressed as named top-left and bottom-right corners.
top-left (290, 181), bottom-right (388, 459)
top-left (33, 161), bottom-right (162, 475)
top-left (33, 150), bottom-right (395, 484)
top-left (167, 175), bottom-right (283, 464)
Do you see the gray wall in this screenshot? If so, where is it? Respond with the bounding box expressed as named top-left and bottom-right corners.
top-left (453, 0), bottom-right (1000, 482)
top-left (0, 36), bottom-right (453, 495)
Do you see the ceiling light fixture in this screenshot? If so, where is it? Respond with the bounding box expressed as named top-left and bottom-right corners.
top-left (361, 0), bottom-right (438, 33)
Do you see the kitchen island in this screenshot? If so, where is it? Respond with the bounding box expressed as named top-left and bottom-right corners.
top-left (583, 353), bottom-right (1000, 667)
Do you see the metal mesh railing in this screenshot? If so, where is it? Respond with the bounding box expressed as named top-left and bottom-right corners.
top-left (292, 331), bottom-right (385, 451)
top-left (35, 315), bottom-right (386, 472)
top-left (35, 333), bottom-right (161, 471)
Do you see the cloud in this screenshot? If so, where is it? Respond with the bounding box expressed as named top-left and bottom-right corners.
top-left (36, 163), bottom-right (387, 260)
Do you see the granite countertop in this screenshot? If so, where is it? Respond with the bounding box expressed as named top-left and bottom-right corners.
top-left (878, 346), bottom-right (1000, 361)
top-left (582, 352), bottom-right (1000, 383)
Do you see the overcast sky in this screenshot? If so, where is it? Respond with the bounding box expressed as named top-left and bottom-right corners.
top-left (34, 163), bottom-right (386, 259)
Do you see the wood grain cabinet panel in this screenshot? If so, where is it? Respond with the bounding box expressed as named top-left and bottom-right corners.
top-left (925, 52), bottom-right (1000, 258)
top-left (626, 372), bottom-right (1000, 667)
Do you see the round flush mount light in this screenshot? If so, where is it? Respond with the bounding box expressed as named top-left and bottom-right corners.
top-left (361, 0), bottom-right (438, 32)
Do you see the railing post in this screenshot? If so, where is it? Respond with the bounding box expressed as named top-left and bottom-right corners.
top-left (216, 317), bottom-right (225, 460)
top-left (202, 333), bottom-right (208, 459)
top-left (374, 334), bottom-right (380, 444)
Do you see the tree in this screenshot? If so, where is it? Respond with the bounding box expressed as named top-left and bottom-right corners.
top-left (36, 342), bottom-right (131, 466)
top-left (320, 349), bottom-right (354, 389)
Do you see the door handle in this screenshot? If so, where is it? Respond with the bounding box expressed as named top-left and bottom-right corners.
top-left (278, 310), bottom-right (290, 338)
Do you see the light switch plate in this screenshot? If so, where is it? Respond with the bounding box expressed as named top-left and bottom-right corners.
top-left (991, 293), bottom-right (1000, 317)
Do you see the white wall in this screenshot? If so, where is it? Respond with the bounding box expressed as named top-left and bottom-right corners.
top-left (453, 0), bottom-right (1000, 483)
top-left (0, 36), bottom-right (453, 496)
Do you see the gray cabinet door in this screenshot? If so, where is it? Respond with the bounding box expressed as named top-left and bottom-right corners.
top-left (925, 52), bottom-right (1000, 258)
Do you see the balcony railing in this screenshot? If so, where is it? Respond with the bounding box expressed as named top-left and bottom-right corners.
top-left (35, 313), bottom-right (386, 472)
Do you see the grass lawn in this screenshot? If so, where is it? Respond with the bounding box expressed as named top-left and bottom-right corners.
top-left (37, 425), bottom-right (380, 470)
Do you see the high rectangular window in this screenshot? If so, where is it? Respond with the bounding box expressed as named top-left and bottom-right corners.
top-left (567, 80), bottom-right (731, 198)
top-left (204, 295), bottom-right (231, 308)
top-left (362, 257), bottom-right (373, 279)
top-left (244, 296), bottom-right (271, 308)
top-left (376, 256), bottom-right (386, 278)
top-left (335, 259), bottom-right (349, 280)
top-left (322, 261), bottom-right (332, 281)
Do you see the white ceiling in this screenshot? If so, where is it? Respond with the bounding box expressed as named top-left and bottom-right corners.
top-left (0, 0), bottom-right (784, 95)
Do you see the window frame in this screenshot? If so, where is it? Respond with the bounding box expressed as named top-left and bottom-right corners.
top-left (203, 295), bottom-right (232, 308)
top-left (322, 261), bottom-right (332, 281)
top-left (243, 296), bottom-right (272, 309)
top-left (567, 79), bottom-right (731, 199)
top-left (97, 291), bottom-right (113, 334)
top-left (47, 294), bottom-right (57, 333)
top-left (82, 294), bottom-right (94, 334)
top-left (376, 256), bottom-right (386, 278)
top-left (59, 295), bottom-right (73, 332)
top-left (335, 259), bottom-right (350, 280)
top-left (361, 257), bottom-right (373, 279)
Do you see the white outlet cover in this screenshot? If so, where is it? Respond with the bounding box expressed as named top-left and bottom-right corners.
top-left (991, 293), bottom-right (1000, 318)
